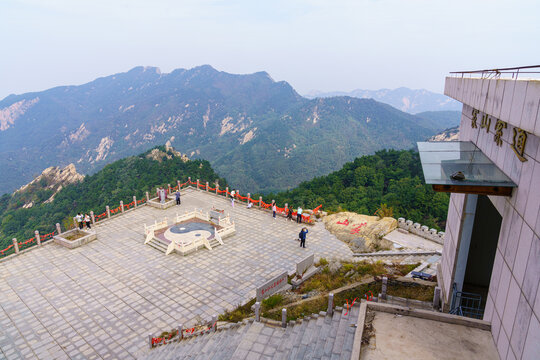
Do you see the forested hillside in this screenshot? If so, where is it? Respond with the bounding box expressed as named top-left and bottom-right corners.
top-left (266, 149), bottom-right (449, 230)
top-left (0, 147), bottom-right (226, 249)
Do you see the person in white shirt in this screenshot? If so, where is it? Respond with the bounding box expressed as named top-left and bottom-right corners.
top-left (76, 213), bottom-right (83, 229)
top-left (84, 214), bottom-right (91, 229)
top-left (297, 207), bottom-right (303, 223)
top-left (272, 204), bottom-right (277, 219)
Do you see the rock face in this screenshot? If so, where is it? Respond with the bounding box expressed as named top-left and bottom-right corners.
top-left (429, 126), bottom-right (460, 141)
top-left (15, 164), bottom-right (84, 206)
top-left (323, 212), bottom-right (397, 252)
top-left (145, 143), bottom-right (189, 163)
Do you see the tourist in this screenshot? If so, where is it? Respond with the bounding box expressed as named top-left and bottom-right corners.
top-left (175, 190), bottom-right (181, 205)
top-left (286, 207), bottom-right (293, 221)
top-left (272, 203), bottom-right (277, 219)
top-left (299, 227), bottom-right (308, 248)
top-left (84, 214), bottom-right (91, 229)
top-left (231, 197), bottom-right (235, 208)
top-left (230, 189), bottom-right (235, 198)
top-left (76, 213), bottom-right (83, 229)
top-left (297, 206), bottom-right (303, 223)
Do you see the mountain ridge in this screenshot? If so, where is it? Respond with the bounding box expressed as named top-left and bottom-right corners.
top-left (0, 65), bottom-right (457, 194)
top-left (304, 87), bottom-right (461, 113)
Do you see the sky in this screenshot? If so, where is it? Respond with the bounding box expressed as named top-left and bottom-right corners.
top-left (1, 0), bottom-right (539, 99)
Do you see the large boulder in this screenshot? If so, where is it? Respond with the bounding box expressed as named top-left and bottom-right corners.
top-left (323, 212), bottom-right (397, 252)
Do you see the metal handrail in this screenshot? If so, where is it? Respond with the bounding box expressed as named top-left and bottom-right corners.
top-left (449, 65), bottom-right (540, 80)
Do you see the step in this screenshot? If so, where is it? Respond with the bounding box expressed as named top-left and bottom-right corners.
top-left (331, 306), bottom-right (356, 357)
top-left (302, 313), bottom-right (326, 359)
top-left (339, 305), bottom-right (360, 360)
top-left (295, 315), bottom-right (319, 359)
top-left (286, 318), bottom-right (310, 359)
top-left (321, 309), bottom-right (343, 359)
top-left (310, 312), bottom-right (333, 360)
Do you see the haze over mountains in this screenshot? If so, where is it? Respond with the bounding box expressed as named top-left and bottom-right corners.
top-left (305, 87), bottom-right (461, 113)
top-left (0, 65), bottom-right (460, 195)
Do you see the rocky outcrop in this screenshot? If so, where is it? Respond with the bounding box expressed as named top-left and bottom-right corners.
top-left (323, 212), bottom-right (397, 253)
top-left (429, 126), bottom-right (459, 141)
top-left (0, 97), bottom-right (39, 131)
top-left (146, 143), bottom-right (189, 163)
top-left (15, 164), bottom-right (84, 206)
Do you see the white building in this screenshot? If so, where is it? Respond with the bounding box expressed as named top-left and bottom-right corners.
top-left (419, 66), bottom-right (540, 359)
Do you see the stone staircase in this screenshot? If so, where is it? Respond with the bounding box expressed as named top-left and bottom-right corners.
top-left (142, 304), bottom-right (361, 360)
top-left (146, 238), bottom-right (169, 253)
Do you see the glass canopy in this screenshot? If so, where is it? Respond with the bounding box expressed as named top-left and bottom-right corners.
top-left (417, 142), bottom-right (516, 193)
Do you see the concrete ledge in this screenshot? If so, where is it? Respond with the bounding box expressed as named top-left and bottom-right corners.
top-left (366, 302), bottom-right (491, 331)
top-left (291, 266), bottom-right (320, 288)
top-left (54, 229), bottom-right (97, 249)
top-left (350, 302), bottom-right (367, 360)
top-left (147, 198), bottom-right (176, 210)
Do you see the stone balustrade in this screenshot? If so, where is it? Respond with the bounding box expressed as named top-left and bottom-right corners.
top-left (397, 218), bottom-right (445, 244)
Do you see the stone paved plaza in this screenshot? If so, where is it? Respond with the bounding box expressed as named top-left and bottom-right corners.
top-left (0, 188), bottom-right (352, 359)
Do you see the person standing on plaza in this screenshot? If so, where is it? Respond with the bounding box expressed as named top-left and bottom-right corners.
top-left (297, 206), bottom-right (303, 223)
top-left (175, 190), bottom-right (181, 205)
top-left (84, 213), bottom-right (91, 229)
top-left (272, 203), bottom-right (277, 219)
top-left (299, 227), bottom-right (308, 248)
top-left (75, 213), bottom-right (82, 229)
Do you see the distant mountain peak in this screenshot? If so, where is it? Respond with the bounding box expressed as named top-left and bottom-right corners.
top-left (303, 87), bottom-right (460, 114)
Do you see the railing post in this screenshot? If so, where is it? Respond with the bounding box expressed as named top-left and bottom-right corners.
top-left (90, 211), bottom-right (95, 224)
top-left (247, 193), bottom-right (251, 204)
top-left (259, 196), bottom-right (262, 208)
top-left (226, 187), bottom-right (229, 198)
top-left (177, 180), bottom-right (181, 189)
top-left (433, 286), bottom-right (441, 310)
top-left (56, 223), bottom-right (62, 235)
top-left (178, 324), bottom-right (183, 339)
top-left (328, 293), bottom-right (334, 316)
top-left (73, 216), bottom-right (78, 228)
top-left (211, 315), bottom-right (217, 331)
top-left (168, 184), bottom-right (172, 194)
top-left (188, 176), bottom-right (191, 186)
top-left (146, 191), bottom-right (150, 201)
top-left (255, 302), bottom-right (260, 322)
top-left (148, 333), bottom-right (153, 349)
top-left (133, 196), bottom-right (137, 208)
top-left (120, 201), bottom-right (124, 213)
top-left (216, 184), bottom-right (219, 195)
top-left (106, 205), bottom-right (111, 218)
top-left (196, 179), bottom-right (200, 190)
top-left (281, 308), bottom-right (287, 328)
top-left (206, 181), bottom-right (209, 192)
top-left (13, 238), bottom-right (19, 254)
top-left (35, 230), bottom-right (41, 246)
top-left (382, 276), bottom-right (388, 300)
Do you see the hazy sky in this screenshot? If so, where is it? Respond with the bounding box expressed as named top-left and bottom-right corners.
top-left (1, 0), bottom-right (539, 99)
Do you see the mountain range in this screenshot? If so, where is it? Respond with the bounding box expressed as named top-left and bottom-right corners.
top-left (304, 87), bottom-right (461, 113)
top-left (0, 65), bottom-right (460, 194)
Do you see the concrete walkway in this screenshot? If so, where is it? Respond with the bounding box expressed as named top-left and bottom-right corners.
top-left (0, 188), bottom-right (352, 359)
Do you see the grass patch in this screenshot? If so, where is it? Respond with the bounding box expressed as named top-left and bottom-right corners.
top-left (387, 281), bottom-right (434, 301)
top-left (63, 230), bottom-right (87, 241)
top-left (218, 298), bottom-right (256, 323)
top-left (262, 294), bottom-right (284, 309)
top-left (392, 263), bottom-right (420, 276)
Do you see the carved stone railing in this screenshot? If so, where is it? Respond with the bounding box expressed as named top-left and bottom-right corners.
top-left (397, 218), bottom-right (445, 244)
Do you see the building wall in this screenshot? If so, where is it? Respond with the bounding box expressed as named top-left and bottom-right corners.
top-left (442, 77), bottom-right (540, 359)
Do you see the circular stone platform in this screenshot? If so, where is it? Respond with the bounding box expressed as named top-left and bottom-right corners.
top-left (162, 222), bottom-right (215, 245)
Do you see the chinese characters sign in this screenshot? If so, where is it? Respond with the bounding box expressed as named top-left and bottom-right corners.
top-left (470, 108), bottom-right (528, 162)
